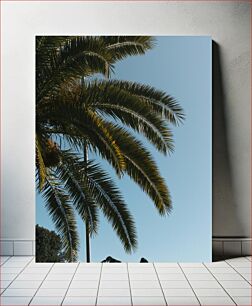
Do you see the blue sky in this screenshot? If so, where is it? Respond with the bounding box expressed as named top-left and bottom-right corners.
top-left (36, 36), bottom-right (212, 262)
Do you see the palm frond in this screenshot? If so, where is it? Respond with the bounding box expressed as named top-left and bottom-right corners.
top-left (102, 123), bottom-right (172, 215)
top-left (41, 173), bottom-right (79, 261)
top-left (56, 152), bottom-right (99, 236)
top-left (85, 160), bottom-right (137, 252)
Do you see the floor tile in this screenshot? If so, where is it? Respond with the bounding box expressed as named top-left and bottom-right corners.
top-left (22, 267), bottom-right (49, 274)
top-left (2, 288), bottom-right (37, 296)
top-left (219, 280), bottom-right (252, 288)
top-left (232, 296), bottom-right (252, 305)
top-left (185, 273), bottom-right (215, 281)
top-left (128, 263), bottom-right (152, 268)
top-left (102, 263), bottom-right (126, 267)
top-left (0, 280), bottom-right (12, 288)
top-left (99, 281), bottom-right (129, 288)
top-left (241, 273), bottom-right (252, 283)
top-left (2, 261), bottom-right (28, 268)
top-left (154, 262), bottom-right (179, 267)
top-left (1, 267), bottom-right (23, 274)
top-left (8, 280), bottom-right (42, 289)
top-left (130, 280), bottom-right (160, 288)
top-left (132, 296), bottom-right (166, 305)
top-left (16, 273), bottom-right (46, 281)
top-left (129, 273), bottom-right (157, 281)
top-left (62, 296), bottom-right (96, 305)
top-left (98, 288), bottom-right (130, 296)
top-left (156, 267), bottom-right (182, 274)
top-left (97, 296), bottom-right (131, 305)
top-left (198, 296), bottom-right (235, 305)
top-left (228, 261), bottom-right (252, 268)
top-left (189, 280), bottom-right (221, 288)
top-left (225, 288), bottom-right (252, 296)
top-left (28, 263), bottom-right (53, 268)
top-left (67, 288), bottom-right (98, 296)
top-left (46, 273), bottom-right (73, 281)
top-left (76, 267), bottom-right (101, 274)
top-left (128, 267), bottom-right (155, 273)
top-left (40, 280), bottom-right (71, 288)
top-left (101, 273), bottom-right (128, 281)
top-left (1, 273), bottom-right (17, 281)
top-left (226, 257), bottom-right (250, 263)
top-left (0, 296), bottom-right (32, 305)
top-left (180, 263), bottom-right (205, 267)
top-left (131, 288), bottom-right (163, 296)
top-left (165, 297), bottom-right (200, 305)
top-left (194, 288), bottom-right (228, 296)
top-left (35, 287), bottom-right (67, 296)
top-left (53, 263), bottom-right (78, 268)
top-left (74, 273), bottom-right (100, 281)
top-left (8, 256), bottom-right (33, 261)
top-left (158, 273), bottom-right (186, 280)
top-left (50, 268), bottom-right (77, 274)
top-left (214, 273), bottom-right (245, 281)
top-left (160, 280), bottom-right (190, 288)
top-left (70, 280), bottom-right (99, 288)
top-left (208, 267), bottom-right (236, 274)
top-left (163, 288), bottom-right (195, 296)
top-left (182, 267), bottom-right (210, 274)
top-left (235, 267), bottom-right (252, 274)
top-left (205, 261), bottom-right (230, 267)
top-left (30, 296), bottom-right (64, 305)
top-left (0, 256), bottom-right (10, 264)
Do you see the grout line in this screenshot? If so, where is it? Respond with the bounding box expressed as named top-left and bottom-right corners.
top-left (0, 255), bottom-right (13, 266)
top-left (127, 262), bottom-right (133, 306)
top-left (153, 262), bottom-right (168, 306)
top-left (243, 256), bottom-right (251, 262)
top-left (202, 262), bottom-right (238, 305)
top-left (61, 262), bottom-right (80, 306)
top-left (95, 263), bottom-right (103, 306)
top-left (177, 262), bottom-right (202, 306)
top-left (0, 256), bottom-right (34, 296)
top-left (225, 260), bottom-right (252, 286)
top-left (28, 260), bottom-right (55, 305)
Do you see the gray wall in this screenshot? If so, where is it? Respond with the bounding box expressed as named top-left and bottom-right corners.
top-left (1, 1), bottom-right (250, 255)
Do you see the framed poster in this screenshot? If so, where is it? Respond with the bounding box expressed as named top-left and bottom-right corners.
top-left (36, 36), bottom-right (212, 263)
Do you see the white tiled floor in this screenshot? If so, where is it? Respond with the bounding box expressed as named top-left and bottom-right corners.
top-left (0, 256), bottom-right (251, 305)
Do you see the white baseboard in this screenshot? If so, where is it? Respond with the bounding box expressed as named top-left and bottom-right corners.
top-left (0, 238), bottom-right (251, 258)
top-left (213, 237), bottom-right (252, 259)
top-left (0, 239), bottom-right (35, 256)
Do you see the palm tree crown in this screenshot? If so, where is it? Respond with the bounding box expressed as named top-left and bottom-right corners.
top-left (36, 36), bottom-right (185, 261)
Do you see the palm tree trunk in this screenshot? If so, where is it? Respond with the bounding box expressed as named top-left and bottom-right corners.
top-left (85, 220), bottom-right (90, 262)
top-left (83, 141), bottom-right (91, 262)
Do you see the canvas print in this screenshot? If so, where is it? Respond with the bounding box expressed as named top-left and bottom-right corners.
top-left (36, 36), bottom-right (212, 262)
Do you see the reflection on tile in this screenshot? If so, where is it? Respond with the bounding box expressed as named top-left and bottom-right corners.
top-left (62, 296), bottom-right (96, 305)
top-left (132, 296), bottom-right (166, 305)
top-left (30, 296), bottom-right (64, 305)
top-left (0, 296), bottom-right (32, 305)
top-left (2, 288), bottom-right (37, 297)
top-left (165, 297), bottom-right (200, 305)
top-left (9, 280), bottom-right (42, 289)
top-left (163, 288), bottom-right (195, 296)
top-left (97, 297), bottom-right (131, 305)
top-left (194, 288), bottom-right (228, 297)
top-left (198, 296), bottom-right (235, 305)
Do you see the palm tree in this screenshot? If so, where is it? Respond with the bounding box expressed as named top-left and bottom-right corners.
top-left (36, 36), bottom-right (185, 262)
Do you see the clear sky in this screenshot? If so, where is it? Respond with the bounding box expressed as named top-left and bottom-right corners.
top-left (36, 36), bottom-right (212, 262)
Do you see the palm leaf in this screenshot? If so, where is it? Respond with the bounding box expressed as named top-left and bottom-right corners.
top-left (41, 173), bottom-right (79, 261)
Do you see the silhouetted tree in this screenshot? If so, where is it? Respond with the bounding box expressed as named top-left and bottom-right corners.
top-left (36, 225), bottom-right (66, 262)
